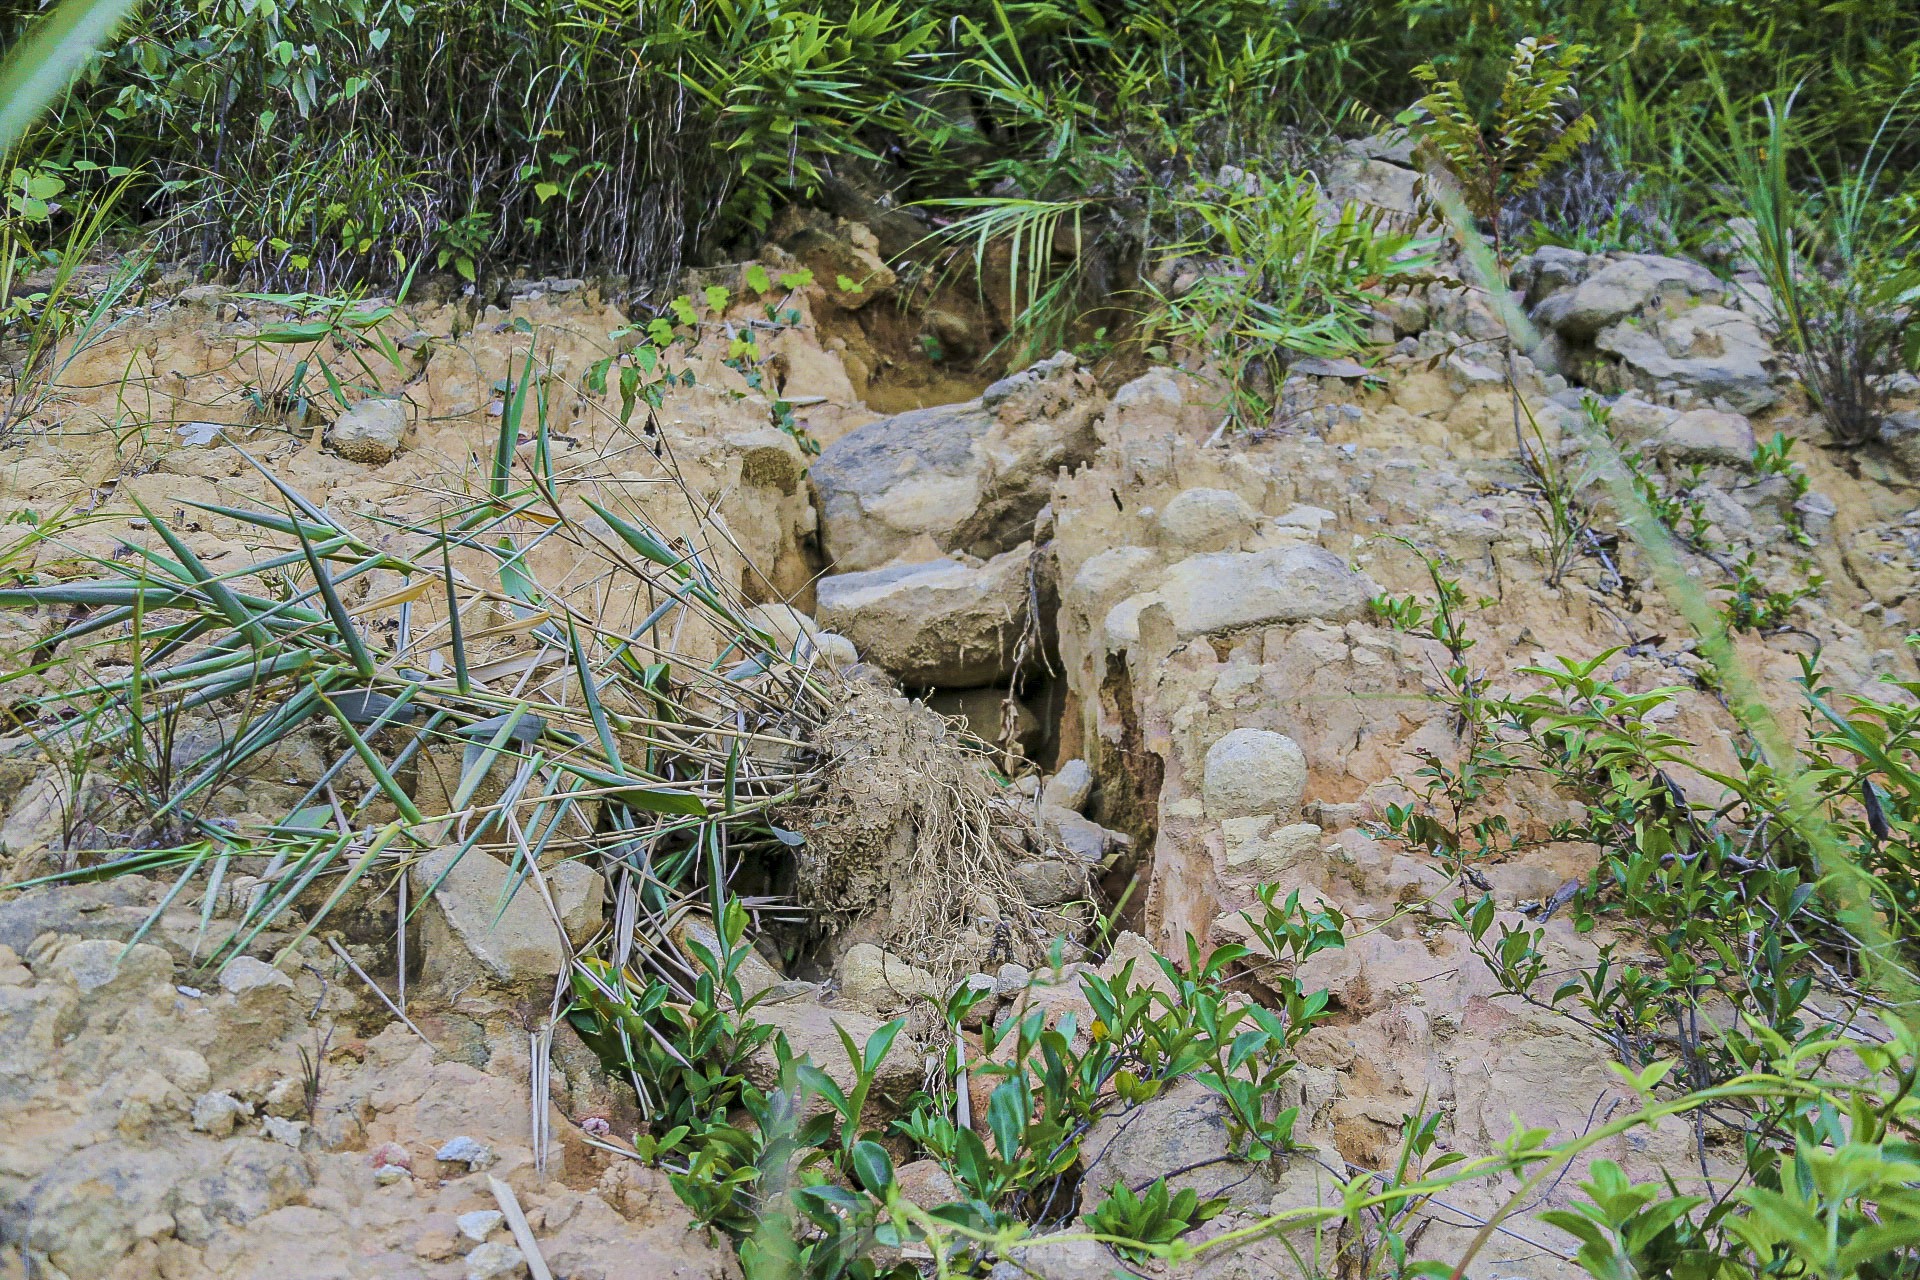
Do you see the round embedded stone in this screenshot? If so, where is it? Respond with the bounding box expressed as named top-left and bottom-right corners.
top-left (326, 397), bottom-right (408, 464)
top-left (1202, 729), bottom-right (1307, 820)
top-left (1157, 488), bottom-right (1258, 552)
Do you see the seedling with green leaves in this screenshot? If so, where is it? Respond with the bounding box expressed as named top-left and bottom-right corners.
top-left (1084, 1178), bottom-right (1228, 1262)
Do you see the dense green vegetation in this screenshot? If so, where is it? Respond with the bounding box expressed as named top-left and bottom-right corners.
top-left (4, 0), bottom-right (1916, 295)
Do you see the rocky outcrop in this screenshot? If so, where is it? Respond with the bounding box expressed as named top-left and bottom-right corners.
top-left (1594, 304), bottom-right (1779, 413)
top-left (1531, 252), bottom-right (1722, 340)
top-left (809, 352), bottom-right (1101, 571)
top-left (1519, 249), bottom-right (1784, 413)
top-left (9, 229), bottom-right (1920, 1280)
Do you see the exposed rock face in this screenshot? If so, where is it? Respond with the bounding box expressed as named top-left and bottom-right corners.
top-left (1037, 342), bottom-right (1904, 1273)
top-left (814, 546), bottom-right (1030, 687)
top-left (8, 238), bottom-right (1920, 1280)
top-left (1532, 253), bottom-right (1722, 340)
top-left (326, 397), bottom-right (410, 463)
top-left (810, 352), bottom-right (1101, 571)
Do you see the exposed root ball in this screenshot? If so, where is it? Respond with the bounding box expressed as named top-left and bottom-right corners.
top-left (787, 679), bottom-right (1047, 978)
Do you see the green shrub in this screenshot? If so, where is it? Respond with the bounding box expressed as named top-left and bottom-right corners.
top-left (1144, 174), bottom-right (1431, 430)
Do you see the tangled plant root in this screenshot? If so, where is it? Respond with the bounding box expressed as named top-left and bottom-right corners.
top-left (789, 679), bottom-right (1048, 979)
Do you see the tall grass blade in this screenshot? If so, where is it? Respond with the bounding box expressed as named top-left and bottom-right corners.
top-left (0, 0), bottom-right (139, 155)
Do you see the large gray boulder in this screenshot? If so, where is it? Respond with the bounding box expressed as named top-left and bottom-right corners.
top-left (1595, 304), bottom-right (1779, 413)
top-left (814, 545), bottom-right (1030, 687)
top-left (810, 352), bottom-right (1101, 571)
top-left (1651, 408), bottom-right (1757, 467)
top-left (1320, 152), bottom-right (1420, 217)
top-left (1103, 544), bottom-right (1376, 646)
top-left (1533, 253), bottom-right (1722, 341)
top-left (411, 848), bottom-right (604, 987)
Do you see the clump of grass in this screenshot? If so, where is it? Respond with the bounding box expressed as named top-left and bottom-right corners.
top-left (1697, 80), bottom-right (1920, 448)
top-left (0, 343), bottom-right (840, 969)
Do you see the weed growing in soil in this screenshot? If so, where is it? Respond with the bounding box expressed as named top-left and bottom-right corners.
top-left (1376, 567), bottom-right (1920, 1278)
top-left (569, 888), bottom-right (1349, 1278)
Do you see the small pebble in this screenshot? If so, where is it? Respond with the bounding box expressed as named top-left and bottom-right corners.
top-left (262, 1116), bottom-right (307, 1148)
top-left (190, 1091), bottom-right (249, 1137)
top-left (366, 1141), bottom-right (412, 1170)
top-left (992, 963), bottom-right (1031, 1000)
top-left (374, 1164), bottom-right (411, 1185)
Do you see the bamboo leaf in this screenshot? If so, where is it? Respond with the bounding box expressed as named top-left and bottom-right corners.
top-left (294, 518), bottom-right (376, 679)
top-left (314, 681), bottom-right (427, 828)
top-left (582, 499), bottom-right (687, 575)
top-left (131, 499), bottom-right (273, 651)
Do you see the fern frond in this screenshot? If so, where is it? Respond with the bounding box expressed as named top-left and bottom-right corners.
top-left (1407, 36), bottom-right (1594, 234)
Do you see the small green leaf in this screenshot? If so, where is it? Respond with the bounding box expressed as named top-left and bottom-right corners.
top-left (850, 1140), bottom-right (894, 1194)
